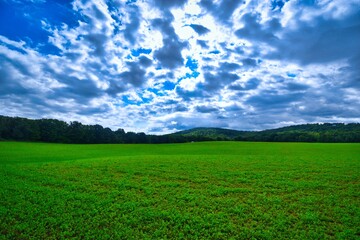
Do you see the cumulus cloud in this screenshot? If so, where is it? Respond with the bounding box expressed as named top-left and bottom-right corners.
top-left (0, 0), bottom-right (359, 133)
top-left (189, 24), bottom-right (210, 35)
top-left (152, 11), bottom-right (187, 69)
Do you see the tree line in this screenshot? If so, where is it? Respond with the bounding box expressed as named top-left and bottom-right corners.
top-left (0, 115), bottom-right (359, 143)
top-left (0, 115), bottom-right (210, 144)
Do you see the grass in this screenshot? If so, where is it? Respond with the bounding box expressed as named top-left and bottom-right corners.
top-left (0, 141), bottom-right (359, 239)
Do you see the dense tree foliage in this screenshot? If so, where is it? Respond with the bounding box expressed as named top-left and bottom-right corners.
top-left (0, 115), bottom-right (359, 143)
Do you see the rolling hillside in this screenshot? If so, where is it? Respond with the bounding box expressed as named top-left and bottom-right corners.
top-left (1, 115), bottom-right (360, 143)
top-left (168, 123), bottom-right (360, 142)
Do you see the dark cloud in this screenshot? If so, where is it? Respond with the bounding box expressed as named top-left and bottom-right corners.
top-left (107, 56), bottom-right (153, 96)
top-left (120, 61), bottom-right (146, 87)
top-left (91, 4), bottom-right (107, 21)
top-left (0, 61), bottom-right (30, 96)
top-left (224, 104), bottom-right (244, 112)
top-left (195, 105), bottom-right (218, 113)
top-left (175, 86), bottom-right (203, 100)
top-left (241, 58), bottom-right (257, 68)
top-left (123, 5), bottom-right (141, 45)
top-left (194, 62), bottom-right (242, 94)
top-left (215, 0), bottom-right (243, 23)
top-left (138, 56), bottom-right (152, 67)
top-left (200, 0), bottom-right (243, 24)
top-left (76, 105), bottom-right (111, 115)
top-left (154, 40), bottom-right (185, 69)
top-left (174, 104), bottom-right (188, 112)
top-left (342, 54), bottom-right (360, 89)
top-left (201, 71), bottom-right (240, 92)
top-left (51, 76), bottom-right (101, 102)
top-left (299, 104), bottom-right (348, 118)
top-left (83, 33), bottom-right (108, 58)
top-left (219, 62), bottom-right (241, 71)
top-left (176, 60), bottom-right (242, 100)
top-left (196, 40), bottom-right (209, 48)
top-left (0, 53), bottom-right (35, 77)
top-left (151, 0), bottom-right (188, 9)
top-left (152, 11), bottom-right (187, 69)
top-left (235, 13), bottom-right (280, 43)
top-left (286, 82), bottom-right (309, 91)
top-left (189, 24), bottom-right (210, 35)
top-left (246, 90), bottom-right (303, 111)
top-left (271, 21), bottom-right (360, 65)
top-left (229, 78), bottom-right (261, 91)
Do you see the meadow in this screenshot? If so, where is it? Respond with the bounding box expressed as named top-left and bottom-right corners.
top-left (0, 141), bottom-right (359, 239)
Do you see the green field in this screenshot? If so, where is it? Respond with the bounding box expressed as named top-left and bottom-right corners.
top-left (0, 142), bottom-right (359, 239)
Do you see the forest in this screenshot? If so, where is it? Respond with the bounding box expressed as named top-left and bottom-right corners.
top-left (0, 115), bottom-right (359, 143)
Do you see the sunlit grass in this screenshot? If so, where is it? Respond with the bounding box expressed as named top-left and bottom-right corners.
top-left (0, 142), bottom-right (359, 239)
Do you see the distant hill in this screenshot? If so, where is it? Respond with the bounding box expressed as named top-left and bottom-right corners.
top-left (1, 115), bottom-right (359, 143)
top-left (169, 123), bottom-right (360, 142)
top-left (170, 127), bottom-right (247, 140)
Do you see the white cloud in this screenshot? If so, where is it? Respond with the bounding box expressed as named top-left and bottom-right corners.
top-left (0, 0), bottom-right (359, 133)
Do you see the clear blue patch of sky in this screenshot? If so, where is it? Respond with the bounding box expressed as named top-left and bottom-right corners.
top-left (287, 73), bottom-right (297, 78)
top-left (163, 81), bottom-right (176, 91)
top-left (131, 48), bottom-right (152, 57)
top-left (178, 72), bottom-right (200, 83)
top-left (0, 1), bottom-right (81, 55)
top-left (185, 57), bottom-right (198, 71)
top-left (209, 50), bottom-right (220, 54)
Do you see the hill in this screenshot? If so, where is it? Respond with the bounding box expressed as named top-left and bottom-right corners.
top-left (1, 115), bottom-right (360, 143)
top-left (170, 127), bottom-right (246, 140)
top-left (169, 123), bottom-right (360, 142)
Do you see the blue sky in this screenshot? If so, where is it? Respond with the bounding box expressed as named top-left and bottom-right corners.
top-left (0, 0), bottom-right (359, 134)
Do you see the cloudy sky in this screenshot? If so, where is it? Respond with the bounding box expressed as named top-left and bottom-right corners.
top-left (0, 0), bottom-right (359, 134)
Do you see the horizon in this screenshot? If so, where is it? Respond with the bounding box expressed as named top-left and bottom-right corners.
top-left (1, 114), bottom-right (358, 136)
top-left (1, 0), bottom-right (359, 134)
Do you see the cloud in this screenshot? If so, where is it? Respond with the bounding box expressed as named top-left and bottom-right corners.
top-left (241, 58), bottom-right (258, 68)
top-left (246, 90), bottom-right (303, 111)
top-left (195, 105), bottom-right (218, 113)
top-left (200, 0), bottom-right (243, 25)
top-left (152, 11), bottom-right (187, 69)
top-left (229, 78), bottom-right (261, 91)
top-left (235, 13), bottom-right (281, 43)
top-left (271, 18), bottom-right (360, 65)
top-left (123, 5), bottom-right (141, 45)
top-left (0, 60), bottom-right (30, 96)
top-left (0, 0), bottom-right (359, 133)
top-left (188, 24), bottom-right (210, 35)
top-left (151, 0), bottom-right (188, 9)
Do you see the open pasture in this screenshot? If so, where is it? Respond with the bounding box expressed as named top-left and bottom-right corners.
top-left (0, 142), bottom-right (359, 239)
